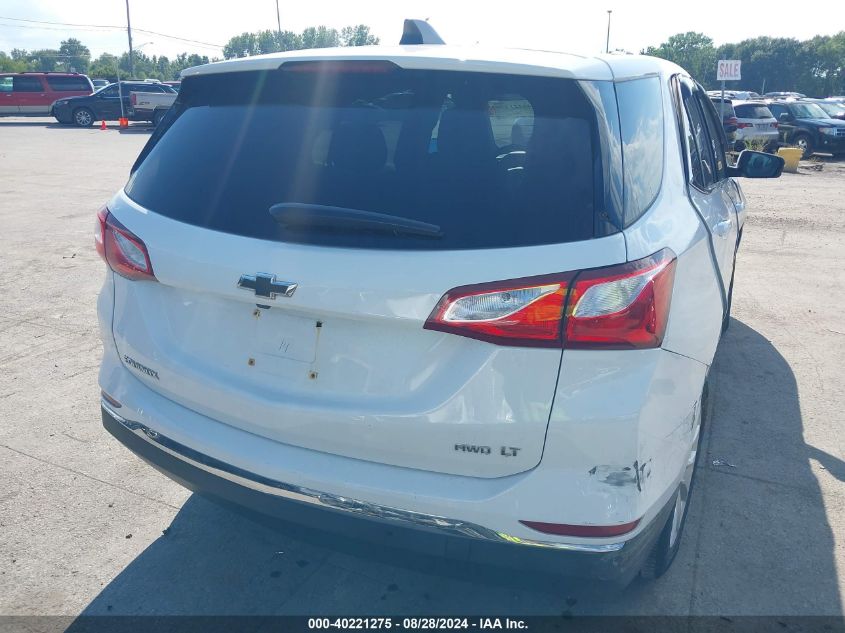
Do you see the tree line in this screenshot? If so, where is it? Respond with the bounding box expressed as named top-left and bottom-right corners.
top-left (643, 31), bottom-right (845, 97)
top-left (0, 24), bottom-right (379, 81)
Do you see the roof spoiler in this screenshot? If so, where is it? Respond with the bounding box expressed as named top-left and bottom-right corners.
top-left (399, 19), bottom-right (445, 46)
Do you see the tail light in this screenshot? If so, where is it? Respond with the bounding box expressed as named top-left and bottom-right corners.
top-left (566, 249), bottom-right (676, 350)
top-left (736, 121), bottom-right (754, 129)
top-left (423, 273), bottom-right (576, 348)
top-left (771, 122), bottom-right (779, 128)
top-left (424, 249), bottom-right (676, 350)
top-left (130, 93), bottom-right (136, 106)
top-left (95, 207), bottom-right (156, 281)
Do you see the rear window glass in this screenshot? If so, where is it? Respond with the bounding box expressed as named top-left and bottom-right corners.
top-left (734, 104), bottom-right (773, 119)
top-left (616, 77), bottom-right (663, 227)
top-left (46, 76), bottom-right (91, 92)
top-left (710, 99), bottom-right (735, 117)
top-left (126, 67), bottom-right (620, 250)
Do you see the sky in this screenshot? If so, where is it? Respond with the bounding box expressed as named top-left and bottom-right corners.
top-left (1, 0), bottom-right (844, 61)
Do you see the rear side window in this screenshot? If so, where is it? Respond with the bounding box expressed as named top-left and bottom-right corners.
top-left (46, 76), bottom-right (91, 92)
top-left (12, 76), bottom-right (43, 92)
top-left (734, 104), bottom-right (774, 119)
top-left (127, 67), bottom-right (621, 250)
top-left (616, 76), bottom-right (664, 227)
top-left (0, 77), bottom-right (11, 92)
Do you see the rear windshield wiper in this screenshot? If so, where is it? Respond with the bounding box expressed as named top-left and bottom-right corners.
top-left (269, 203), bottom-right (443, 239)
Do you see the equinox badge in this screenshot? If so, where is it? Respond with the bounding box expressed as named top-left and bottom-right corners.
top-left (237, 273), bottom-right (297, 299)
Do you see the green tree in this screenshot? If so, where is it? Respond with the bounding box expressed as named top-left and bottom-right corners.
top-left (644, 32), bottom-right (716, 84)
top-left (223, 24), bottom-right (379, 59)
top-left (0, 51), bottom-right (27, 72)
top-left (300, 26), bottom-right (340, 49)
top-left (340, 25), bottom-right (379, 47)
top-left (716, 37), bottom-right (811, 94)
top-left (223, 32), bottom-right (260, 58)
top-left (58, 38), bottom-right (90, 73)
top-left (88, 53), bottom-right (119, 80)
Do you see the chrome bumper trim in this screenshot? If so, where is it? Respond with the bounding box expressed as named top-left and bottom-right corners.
top-left (102, 399), bottom-right (625, 553)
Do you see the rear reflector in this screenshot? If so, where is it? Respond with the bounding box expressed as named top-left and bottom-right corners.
top-left (520, 518), bottom-right (640, 538)
top-left (424, 249), bottom-right (676, 350)
top-left (101, 391), bottom-right (123, 408)
top-left (95, 207), bottom-right (156, 282)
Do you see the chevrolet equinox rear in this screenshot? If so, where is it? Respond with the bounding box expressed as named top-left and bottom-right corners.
top-left (96, 35), bottom-right (783, 585)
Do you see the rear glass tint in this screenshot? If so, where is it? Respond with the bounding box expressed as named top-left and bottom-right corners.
top-left (46, 76), bottom-right (91, 92)
top-left (127, 67), bottom-right (621, 250)
top-left (616, 76), bottom-right (663, 227)
top-left (734, 104), bottom-right (774, 119)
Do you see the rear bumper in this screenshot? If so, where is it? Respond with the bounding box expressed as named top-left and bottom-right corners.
top-left (101, 400), bottom-right (669, 583)
top-left (735, 128), bottom-right (779, 142)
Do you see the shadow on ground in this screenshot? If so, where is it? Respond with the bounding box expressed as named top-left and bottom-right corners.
top-left (66, 319), bottom-right (842, 619)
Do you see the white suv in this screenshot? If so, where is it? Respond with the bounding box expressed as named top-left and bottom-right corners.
top-left (732, 100), bottom-right (779, 149)
top-left (96, 28), bottom-right (783, 585)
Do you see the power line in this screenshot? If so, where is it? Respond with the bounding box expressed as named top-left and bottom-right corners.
top-left (0, 15), bottom-right (224, 49)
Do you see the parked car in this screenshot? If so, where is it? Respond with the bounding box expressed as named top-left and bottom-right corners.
top-left (707, 90), bottom-right (760, 101)
top-left (91, 78), bottom-right (110, 89)
top-left (51, 81), bottom-right (177, 127)
top-left (764, 91), bottom-right (806, 100)
top-left (805, 99), bottom-right (845, 121)
top-left (95, 26), bottom-right (783, 585)
top-left (710, 97), bottom-right (739, 148)
top-left (0, 72), bottom-right (93, 116)
top-left (128, 89), bottom-right (178, 126)
top-left (731, 101), bottom-right (779, 150)
top-left (767, 100), bottom-right (845, 157)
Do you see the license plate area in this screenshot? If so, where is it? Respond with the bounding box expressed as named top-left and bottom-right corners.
top-left (250, 309), bottom-right (319, 370)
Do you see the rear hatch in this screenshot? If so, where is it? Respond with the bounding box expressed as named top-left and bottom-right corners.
top-left (107, 62), bottom-right (627, 478)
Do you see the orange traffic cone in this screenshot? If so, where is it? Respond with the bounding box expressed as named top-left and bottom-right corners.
top-left (119, 117), bottom-right (128, 128)
top-left (100, 120), bottom-right (107, 130)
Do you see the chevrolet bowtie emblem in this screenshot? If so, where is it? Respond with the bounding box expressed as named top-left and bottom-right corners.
top-left (237, 273), bottom-right (297, 299)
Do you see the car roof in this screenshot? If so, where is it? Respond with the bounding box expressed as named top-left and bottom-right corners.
top-left (1, 71), bottom-right (85, 77)
top-left (180, 45), bottom-right (686, 82)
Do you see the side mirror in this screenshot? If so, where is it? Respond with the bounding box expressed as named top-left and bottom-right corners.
top-left (728, 150), bottom-right (785, 179)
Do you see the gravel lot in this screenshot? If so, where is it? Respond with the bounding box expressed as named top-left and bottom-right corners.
top-left (1, 118), bottom-right (843, 620)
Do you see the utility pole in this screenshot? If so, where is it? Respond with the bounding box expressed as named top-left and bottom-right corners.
top-left (275, 0), bottom-right (282, 47)
top-left (605, 10), bottom-right (612, 54)
top-left (125, 0), bottom-right (134, 77)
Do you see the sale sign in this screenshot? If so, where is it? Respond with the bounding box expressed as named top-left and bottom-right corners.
top-left (717, 60), bottom-right (742, 81)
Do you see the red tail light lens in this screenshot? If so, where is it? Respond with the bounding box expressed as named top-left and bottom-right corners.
top-left (423, 273), bottom-right (576, 348)
top-left (130, 93), bottom-right (137, 106)
top-left (424, 250), bottom-right (675, 350)
top-left (95, 208), bottom-right (156, 281)
top-left (566, 249), bottom-right (676, 350)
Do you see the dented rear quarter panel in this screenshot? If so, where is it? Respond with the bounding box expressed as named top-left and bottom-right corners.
top-left (541, 348), bottom-right (707, 527)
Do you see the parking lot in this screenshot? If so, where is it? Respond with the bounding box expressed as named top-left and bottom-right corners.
top-left (1, 118), bottom-right (844, 619)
